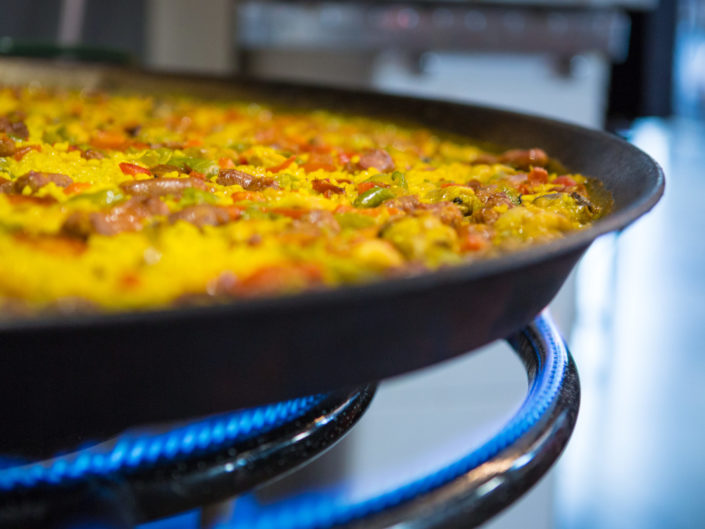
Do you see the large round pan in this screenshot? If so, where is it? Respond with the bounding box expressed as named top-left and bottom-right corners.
top-left (0, 60), bottom-right (663, 458)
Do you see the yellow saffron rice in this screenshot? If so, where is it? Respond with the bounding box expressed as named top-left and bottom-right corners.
top-left (0, 86), bottom-right (603, 314)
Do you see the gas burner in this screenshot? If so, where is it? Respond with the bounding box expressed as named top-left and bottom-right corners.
top-left (225, 314), bottom-right (579, 529)
top-left (0, 313), bottom-right (578, 528)
top-left (0, 387), bottom-right (375, 528)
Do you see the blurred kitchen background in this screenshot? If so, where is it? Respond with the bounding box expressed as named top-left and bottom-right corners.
top-left (2, 1), bottom-right (704, 528)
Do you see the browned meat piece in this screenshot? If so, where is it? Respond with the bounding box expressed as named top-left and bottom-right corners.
top-left (217, 169), bottom-right (276, 191)
top-left (387, 195), bottom-right (422, 213)
top-left (0, 137), bottom-right (16, 157)
top-left (62, 196), bottom-right (169, 238)
top-left (311, 179), bottom-right (344, 196)
top-left (119, 177), bottom-right (208, 196)
top-left (471, 153), bottom-right (499, 165)
top-left (61, 211), bottom-right (95, 239)
top-left (499, 148), bottom-right (548, 169)
top-left (471, 148), bottom-right (548, 170)
top-left (10, 121), bottom-right (28, 140)
top-left (0, 116), bottom-right (29, 140)
top-left (286, 209), bottom-right (341, 240)
top-left (124, 124), bottom-right (142, 137)
top-left (475, 192), bottom-right (514, 223)
top-left (114, 196), bottom-right (170, 217)
top-left (385, 195), bottom-right (462, 226)
top-left (150, 164), bottom-right (182, 178)
top-left (469, 183), bottom-right (498, 203)
top-left (465, 179), bottom-right (483, 191)
top-left (301, 209), bottom-right (340, 233)
top-left (422, 202), bottom-right (464, 228)
top-left (62, 210), bottom-right (140, 238)
top-left (506, 172), bottom-right (529, 186)
top-left (358, 149), bottom-right (395, 172)
top-left (82, 149), bottom-right (105, 160)
top-left (14, 171), bottom-right (73, 192)
top-left (169, 205), bottom-right (231, 227)
top-left (0, 176), bottom-right (13, 193)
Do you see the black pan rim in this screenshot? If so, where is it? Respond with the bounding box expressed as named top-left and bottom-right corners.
top-left (0, 60), bottom-right (665, 334)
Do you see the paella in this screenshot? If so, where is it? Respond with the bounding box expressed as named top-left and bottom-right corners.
top-left (0, 85), bottom-right (605, 314)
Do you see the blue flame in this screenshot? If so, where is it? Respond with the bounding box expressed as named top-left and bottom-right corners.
top-left (0, 394), bottom-right (326, 492)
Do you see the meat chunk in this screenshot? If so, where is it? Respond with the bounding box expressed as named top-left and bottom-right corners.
top-left (14, 171), bottom-right (73, 192)
top-left (119, 177), bottom-right (208, 197)
top-left (62, 196), bottom-right (169, 237)
top-left (358, 149), bottom-right (395, 172)
top-left (115, 196), bottom-right (170, 217)
top-left (0, 176), bottom-right (13, 193)
top-left (124, 124), bottom-right (142, 137)
top-left (500, 148), bottom-right (548, 169)
top-left (286, 209), bottom-right (341, 239)
top-left (385, 195), bottom-right (462, 227)
top-left (422, 202), bottom-right (464, 228)
top-left (150, 164), bottom-right (182, 178)
top-left (169, 205), bottom-right (232, 227)
top-left (311, 179), bottom-right (344, 196)
top-left (0, 137), bottom-right (16, 157)
top-left (475, 192), bottom-right (515, 223)
top-left (63, 210), bottom-right (139, 237)
top-left (472, 148), bottom-right (549, 170)
top-left (0, 116), bottom-right (29, 140)
top-left (301, 209), bottom-right (340, 233)
top-left (217, 169), bottom-right (276, 191)
top-left (82, 149), bottom-right (105, 160)
top-left (386, 195), bottom-right (422, 213)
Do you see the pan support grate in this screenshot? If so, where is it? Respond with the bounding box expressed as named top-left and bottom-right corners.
top-left (0, 312), bottom-right (579, 529)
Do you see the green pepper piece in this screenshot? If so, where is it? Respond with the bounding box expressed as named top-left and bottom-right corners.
top-left (391, 171), bottom-right (407, 189)
top-left (170, 156), bottom-right (219, 177)
top-left (362, 171), bottom-right (407, 190)
top-left (68, 188), bottom-right (125, 207)
top-left (188, 158), bottom-right (219, 177)
top-left (138, 147), bottom-right (173, 167)
top-left (181, 187), bottom-right (217, 206)
top-left (354, 187), bottom-right (395, 208)
top-left (335, 212), bottom-right (376, 229)
top-left (242, 205), bottom-right (269, 220)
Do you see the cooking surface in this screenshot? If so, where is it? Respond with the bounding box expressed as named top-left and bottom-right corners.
top-left (0, 60), bottom-right (662, 460)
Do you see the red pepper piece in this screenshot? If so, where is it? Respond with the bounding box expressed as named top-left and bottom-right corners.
top-left (119, 162), bottom-right (152, 177)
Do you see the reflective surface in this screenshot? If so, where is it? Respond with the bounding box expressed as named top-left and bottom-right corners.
top-left (557, 117), bottom-right (705, 529)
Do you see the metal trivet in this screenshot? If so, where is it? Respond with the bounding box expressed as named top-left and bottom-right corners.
top-left (215, 313), bottom-right (580, 529)
top-left (0, 386), bottom-right (375, 528)
top-left (0, 312), bottom-right (579, 529)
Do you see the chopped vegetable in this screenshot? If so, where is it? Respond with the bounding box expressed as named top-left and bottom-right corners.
top-left (354, 187), bottom-right (395, 208)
